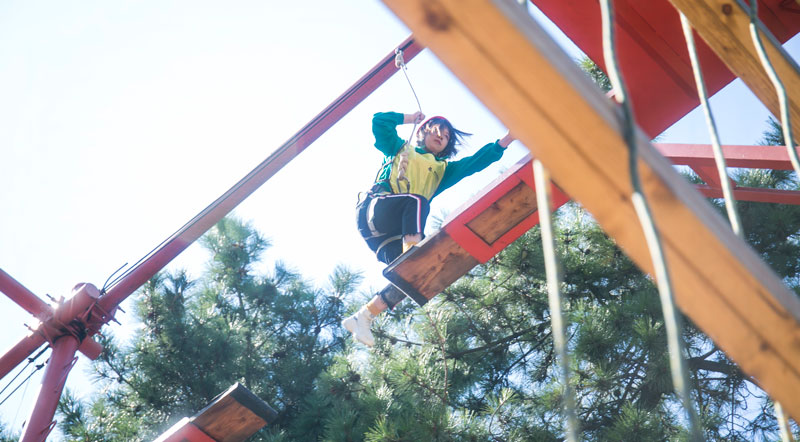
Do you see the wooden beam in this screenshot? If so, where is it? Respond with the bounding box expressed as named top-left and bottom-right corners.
top-left (385, 156), bottom-right (568, 304)
top-left (154, 383), bottom-right (277, 442)
top-left (380, 0), bottom-right (800, 420)
top-left (666, 0), bottom-right (800, 142)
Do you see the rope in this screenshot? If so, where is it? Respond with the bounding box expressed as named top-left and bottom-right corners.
top-left (102, 38), bottom-right (421, 295)
top-left (598, 1), bottom-right (703, 440)
top-left (533, 160), bottom-right (579, 441)
top-left (747, 4), bottom-right (797, 439)
top-left (748, 0), bottom-right (800, 178)
top-left (0, 354), bottom-right (48, 408)
top-left (394, 48), bottom-right (423, 193)
top-left (679, 13), bottom-right (744, 238)
top-left (0, 345), bottom-right (49, 403)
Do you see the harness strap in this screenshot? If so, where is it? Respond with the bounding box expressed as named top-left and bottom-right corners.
top-left (375, 235), bottom-right (403, 256)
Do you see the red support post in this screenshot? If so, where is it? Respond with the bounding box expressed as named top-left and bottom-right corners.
top-left (20, 335), bottom-right (80, 442)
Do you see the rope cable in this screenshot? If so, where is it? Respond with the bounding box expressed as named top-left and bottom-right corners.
top-left (748, 0), bottom-right (800, 177)
top-left (599, 1), bottom-right (703, 440)
top-left (0, 345), bottom-right (49, 401)
top-left (102, 38), bottom-right (420, 294)
top-left (679, 13), bottom-right (744, 238)
top-left (533, 159), bottom-right (579, 442)
top-left (0, 359), bottom-right (47, 408)
top-left (747, 4), bottom-right (797, 439)
top-left (394, 48), bottom-right (424, 194)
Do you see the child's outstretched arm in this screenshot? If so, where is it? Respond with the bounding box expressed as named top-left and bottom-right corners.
top-left (498, 131), bottom-right (515, 148)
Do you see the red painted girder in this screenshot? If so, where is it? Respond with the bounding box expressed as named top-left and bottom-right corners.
top-left (444, 155), bottom-right (570, 263)
top-left (0, 334), bottom-right (46, 382)
top-left (697, 185), bottom-right (800, 204)
top-left (153, 418), bottom-right (217, 442)
top-left (655, 143), bottom-right (800, 169)
top-left (0, 268), bottom-right (53, 321)
top-left (98, 36), bottom-right (423, 315)
top-left (20, 335), bottom-right (79, 442)
top-left (0, 284), bottom-right (104, 380)
top-left (530, 0), bottom-right (800, 138)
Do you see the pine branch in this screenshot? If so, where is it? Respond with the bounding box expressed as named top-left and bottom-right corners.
top-left (423, 308), bottom-right (450, 404)
top-left (447, 325), bottom-right (540, 359)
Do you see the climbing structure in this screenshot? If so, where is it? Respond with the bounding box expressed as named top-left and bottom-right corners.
top-left (379, 0), bottom-right (800, 423)
top-left (0, 1), bottom-right (799, 440)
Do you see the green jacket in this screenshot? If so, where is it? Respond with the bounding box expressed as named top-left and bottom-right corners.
top-left (371, 112), bottom-right (506, 201)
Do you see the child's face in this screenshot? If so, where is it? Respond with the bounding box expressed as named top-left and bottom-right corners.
top-left (423, 124), bottom-right (450, 155)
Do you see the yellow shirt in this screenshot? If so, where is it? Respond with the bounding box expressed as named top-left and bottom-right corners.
top-left (388, 145), bottom-right (447, 200)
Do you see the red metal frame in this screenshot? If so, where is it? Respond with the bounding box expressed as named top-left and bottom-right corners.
top-left (655, 143), bottom-right (800, 205)
top-left (531, 0), bottom-right (800, 138)
top-left (444, 156), bottom-right (570, 263)
top-left (153, 418), bottom-right (216, 442)
top-left (0, 35), bottom-right (422, 442)
top-left (1, 1), bottom-right (798, 437)
top-left (446, 142), bottom-right (800, 264)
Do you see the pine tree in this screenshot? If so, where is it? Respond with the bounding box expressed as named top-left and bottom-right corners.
top-left (58, 216), bottom-right (361, 441)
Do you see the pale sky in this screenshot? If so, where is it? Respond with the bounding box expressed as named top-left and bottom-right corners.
top-left (0, 1), bottom-right (797, 438)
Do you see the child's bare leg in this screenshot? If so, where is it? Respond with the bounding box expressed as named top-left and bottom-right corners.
top-left (365, 295), bottom-right (388, 316)
top-left (403, 233), bottom-right (422, 253)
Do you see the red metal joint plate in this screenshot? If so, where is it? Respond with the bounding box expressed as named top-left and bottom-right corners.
top-left (155, 419), bottom-right (217, 442)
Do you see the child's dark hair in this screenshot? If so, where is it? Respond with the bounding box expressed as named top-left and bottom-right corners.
top-left (415, 116), bottom-right (471, 159)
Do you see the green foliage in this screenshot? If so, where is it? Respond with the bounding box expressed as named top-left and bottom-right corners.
top-left (0, 421), bottom-right (18, 442)
top-left (58, 216), bottom-right (359, 441)
top-left (56, 115), bottom-right (800, 440)
top-left (579, 57), bottom-right (612, 92)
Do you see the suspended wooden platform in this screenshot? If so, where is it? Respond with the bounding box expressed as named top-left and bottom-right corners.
top-left (153, 383), bottom-right (278, 442)
top-left (385, 143), bottom-right (800, 304)
top-left (380, 0), bottom-right (800, 421)
top-left (384, 155), bottom-right (569, 305)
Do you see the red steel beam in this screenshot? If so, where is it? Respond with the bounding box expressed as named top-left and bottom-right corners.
top-left (0, 36), bottom-right (425, 435)
top-left (97, 36), bottom-right (423, 314)
top-left (655, 143), bottom-right (800, 170)
top-left (530, 0), bottom-right (800, 138)
top-left (697, 185), bottom-right (800, 205)
top-left (20, 335), bottom-right (80, 442)
top-left (0, 269), bottom-right (53, 322)
top-left (154, 419), bottom-right (216, 442)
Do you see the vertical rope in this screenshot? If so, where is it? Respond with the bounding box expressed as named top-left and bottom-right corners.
top-left (598, 1), bottom-right (703, 440)
top-left (679, 13), bottom-right (744, 238)
top-left (748, 0), bottom-right (800, 177)
top-left (533, 159), bottom-right (579, 442)
top-left (775, 402), bottom-right (795, 442)
top-left (747, 4), bottom-right (797, 439)
top-left (394, 48), bottom-right (423, 193)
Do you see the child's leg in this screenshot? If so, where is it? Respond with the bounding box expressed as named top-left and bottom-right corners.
top-left (359, 194), bottom-right (430, 258)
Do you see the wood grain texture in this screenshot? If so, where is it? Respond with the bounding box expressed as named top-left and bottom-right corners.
top-left (667, 0), bottom-right (800, 142)
top-left (466, 180), bottom-right (538, 244)
top-left (380, 0), bottom-right (800, 420)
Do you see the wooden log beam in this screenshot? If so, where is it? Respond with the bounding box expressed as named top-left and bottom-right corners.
top-left (380, 0), bottom-right (800, 420)
top-left (666, 0), bottom-right (800, 142)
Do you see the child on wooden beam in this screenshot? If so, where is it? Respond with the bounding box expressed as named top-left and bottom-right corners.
top-left (343, 110), bottom-right (515, 346)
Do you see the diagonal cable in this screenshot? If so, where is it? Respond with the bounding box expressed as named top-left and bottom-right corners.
top-left (599, 0), bottom-right (703, 440)
top-left (533, 159), bottom-right (579, 442)
top-left (748, 0), bottom-right (800, 177)
top-left (679, 13), bottom-right (744, 238)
